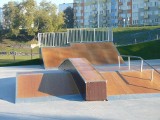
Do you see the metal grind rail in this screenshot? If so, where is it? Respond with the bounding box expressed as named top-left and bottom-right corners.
top-left (118, 55), bottom-right (160, 81)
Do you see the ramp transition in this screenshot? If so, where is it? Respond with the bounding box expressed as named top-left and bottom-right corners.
top-left (41, 42), bottom-right (123, 69)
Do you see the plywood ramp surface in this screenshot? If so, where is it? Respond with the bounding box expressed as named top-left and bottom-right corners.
top-left (101, 70), bottom-right (160, 96)
top-left (41, 42), bottom-right (123, 69)
top-left (16, 70), bottom-right (79, 98)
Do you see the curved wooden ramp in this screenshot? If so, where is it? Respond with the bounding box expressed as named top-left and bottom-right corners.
top-left (59, 58), bottom-right (107, 101)
top-left (41, 42), bottom-right (123, 69)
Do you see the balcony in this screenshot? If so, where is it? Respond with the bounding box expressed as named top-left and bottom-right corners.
top-left (73, 16), bottom-right (77, 19)
top-left (118, 9), bottom-right (123, 13)
top-left (92, 13), bottom-right (97, 18)
top-left (118, 17), bottom-right (123, 21)
top-left (103, 20), bottom-right (107, 24)
top-left (73, 3), bottom-right (77, 7)
top-left (144, 14), bottom-right (149, 19)
top-left (144, 0), bottom-right (149, 2)
top-left (103, 6), bottom-right (107, 9)
top-left (144, 6), bottom-right (149, 10)
top-left (92, 7), bottom-right (97, 11)
top-left (92, 1), bottom-right (96, 4)
top-left (128, 9), bottom-right (132, 13)
top-left (127, 2), bottom-right (131, 6)
top-left (92, 21), bottom-right (97, 24)
top-left (119, 2), bottom-right (123, 5)
top-left (103, 13), bottom-right (107, 17)
top-left (102, 0), bottom-right (107, 3)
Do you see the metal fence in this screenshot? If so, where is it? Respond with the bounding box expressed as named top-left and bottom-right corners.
top-left (38, 28), bottom-right (113, 47)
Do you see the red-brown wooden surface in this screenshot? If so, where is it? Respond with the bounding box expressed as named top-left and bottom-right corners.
top-left (101, 70), bottom-right (160, 96)
top-left (59, 58), bottom-right (107, 101)
top-left (41, 42), bottom-right (123, 69)
top-left (17, 71), bottom-right (79, 98)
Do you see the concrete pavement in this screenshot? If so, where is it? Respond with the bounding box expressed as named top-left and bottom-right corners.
top-left (0, 63), bottom-right (160, 120)
top-left (0, 98), bottom-right (160, 120)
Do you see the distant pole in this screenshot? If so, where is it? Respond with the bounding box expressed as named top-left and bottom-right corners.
top-left (97, 0), bottom-right (100, 28)
top-left (123, 18), bottom-right (126, 27)
top-left (31, 48), bottom-right (32, 60)
top-left (12, 45), bottom-right (15, 61)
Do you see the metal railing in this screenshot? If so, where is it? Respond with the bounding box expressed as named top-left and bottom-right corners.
top-left (38, 28), bottom-right (113, 47)
top-left (118, 55), bottom-right (160, 81)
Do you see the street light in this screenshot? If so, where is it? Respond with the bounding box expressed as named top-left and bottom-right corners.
top-left (127, 17), bottom-right (130, 27)
top-left (123, 18), bottom-right (126, 27)
top-left (97, 0), bottom-right (100, 28)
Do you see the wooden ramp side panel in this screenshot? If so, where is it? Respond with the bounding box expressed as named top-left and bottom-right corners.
top-left (16, 71), bottom-right (79, 100)
top-left (41, 42), bottom-right (123, 69)
top-left (59, 58), bottom-right (107, 101)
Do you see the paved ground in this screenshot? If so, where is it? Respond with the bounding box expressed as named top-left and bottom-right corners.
top-left (0, 60), bottom-right (160, 120)
top-left (0, 97), bottom-right (160, 120)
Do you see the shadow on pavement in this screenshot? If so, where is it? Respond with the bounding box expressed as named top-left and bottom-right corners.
top-left (0, 77), bottom-right (15, 103)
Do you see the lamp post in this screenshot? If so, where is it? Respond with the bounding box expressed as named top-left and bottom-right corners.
top-left (123, 18), bottom-right (126, 27)
top-left (127, 17), bottom-right (130, 27)
top-left (97, 0), bottom-right (100, 28)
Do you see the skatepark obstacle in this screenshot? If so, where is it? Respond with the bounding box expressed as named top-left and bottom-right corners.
top-left (41, 42), bottom-right (123, 69)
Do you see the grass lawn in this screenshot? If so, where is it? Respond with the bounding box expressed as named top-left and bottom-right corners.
top-left (0, 58), bottom-right (43, 66)
top-left (117, 39), bottom-right (160, 60)
top-left (113, 26), bottom-right (160, 45)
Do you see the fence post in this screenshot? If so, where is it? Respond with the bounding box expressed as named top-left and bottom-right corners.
top-left (128, 56), bottom-right (130, 70)
top-left (108, 28), bottom-right (109, 42)
top-left (135, 39), bottom-right (136, 44)
top-left (94, 28), bottom-right (96, 42)
top-left (151, 69), bottom-right (154, 81)
top-left (31, 48), bottom-right (32, 60)
top-left (140, 60), bottom-right (143, 72)
top-left (118, 56), bottom-right (121, 68)
top-left (67, 29), bottom-right (69, 43)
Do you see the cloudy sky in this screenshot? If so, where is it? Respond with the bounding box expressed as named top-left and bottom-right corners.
top-left (0, 0), bottom-right (73, 7)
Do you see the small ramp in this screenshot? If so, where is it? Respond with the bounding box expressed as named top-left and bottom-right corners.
top-left (41, 42), bottom-right (123, 69)
top-left (100, 69), bottom-right (160, 100)
top-left (16, 58), bottom-right (107, 103)
top-left (16, 70), bottom-right (80, 103)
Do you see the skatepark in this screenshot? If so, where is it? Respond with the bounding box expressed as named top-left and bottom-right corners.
top-left (0, 28), bottom-right (160, 119)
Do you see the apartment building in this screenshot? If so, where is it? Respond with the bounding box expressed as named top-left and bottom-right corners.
top-left (59, 3), bottom-right (73, 13)
top-left (0, 7), bottom-right (3, 29)
top-left (74, 0), bottom-right (160, 28)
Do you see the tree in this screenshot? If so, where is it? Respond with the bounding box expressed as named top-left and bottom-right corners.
top-left (2, 0), bottom-right (65, 38)
top-left (35, 0), bottom-right (64, 32)
top-left (3, 1), bottom-right (21, 36)
top-left (20, 0), bottom-right (37, 35)
top-left (63, 7), bottom-right (74, 28)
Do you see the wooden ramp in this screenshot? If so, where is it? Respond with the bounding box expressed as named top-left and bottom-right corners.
top-left (16, 70), bottom-right (79, 103)
top-left (41, 42), bottom-right (123, 69)
top-left (59, 58), bottom-right (107, 101)
top-left (100, 70), bottom-right (160, 97)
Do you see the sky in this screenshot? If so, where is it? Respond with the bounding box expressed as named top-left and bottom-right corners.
top-left (0, 0), bottom-right (73, 8)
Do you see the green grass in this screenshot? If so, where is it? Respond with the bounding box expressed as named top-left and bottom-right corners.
top-left (113, 26), bottom-right (160, 45)
top-left (117, 40), bottom-right (160, 60)
top-left (0, 58), bottom-right (43, 66)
